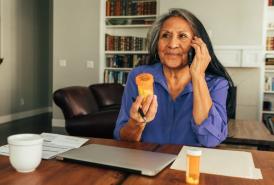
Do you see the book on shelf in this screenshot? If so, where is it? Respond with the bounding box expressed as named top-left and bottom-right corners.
top-left (106, 0), bottom-right (111, 16)
top-left (114, 0), bottom-right (121, 16)
top-left (263, 101), bottom-right (272, 111)
top-left (264, 76), bottom-right (274, 91)
top-left (266, 37), bottom-right (274, 51)
top-left (268, 0), bottom-right (274, 6)
top-left (106, 54), bottom-right (147, 68)
top-left (105, 34), bottom-right (147, 51)
top-left (104, 70), bottom-right (129, 85)
top-left (266, 58), bottom-right (274, 65)
top-left (106, 0), bottom-right (157, 16)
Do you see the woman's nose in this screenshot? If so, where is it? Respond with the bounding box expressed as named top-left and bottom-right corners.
top-left (167, 37), bottom-right (179, 48)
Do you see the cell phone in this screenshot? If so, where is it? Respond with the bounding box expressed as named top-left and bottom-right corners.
top-left (188, 48), bottom-right (195, 65)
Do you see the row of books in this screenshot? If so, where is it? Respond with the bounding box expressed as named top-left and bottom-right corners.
top-left (106, 0), bottom-right (157, 16)
top-left (266, 37), bottom-right (274, 51)
top-left (105, 34), bottom-right (147, 51)
top-left (104, 70), bottom-right (129, 84)
top-left (106, 18), bottom-right (155, 26)
top-left (106, 54), bottom-right (148, 68)
top-left (266, 58), bottom-right (274, 66)
top-left (269, 0), bottom-right (274, 6)
top-left (265, 76), bottom-right (274, 91)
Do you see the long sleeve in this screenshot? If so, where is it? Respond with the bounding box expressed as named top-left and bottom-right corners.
top-left (113, 70), bottom-right (138, 139)
top-left (191, 79), bottom-right (229, 147)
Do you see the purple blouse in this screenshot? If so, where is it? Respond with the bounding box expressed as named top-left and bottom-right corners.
top-left (114, 63), bottom-right (229, 147)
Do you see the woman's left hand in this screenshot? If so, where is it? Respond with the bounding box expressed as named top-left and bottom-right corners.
top-left (189, 36), bottom-right (211, 79)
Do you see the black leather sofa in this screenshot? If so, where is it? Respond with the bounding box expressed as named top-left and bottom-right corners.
top-left (53, 83), bottom-right (124, 138)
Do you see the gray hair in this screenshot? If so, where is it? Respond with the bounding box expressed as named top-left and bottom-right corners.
top-left (147, 9), bottom-right (199, 62)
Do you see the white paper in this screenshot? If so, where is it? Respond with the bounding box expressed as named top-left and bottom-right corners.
top-left (0, 133), bottom-right (88, 159)
top-left (170, 146), bottom-right (262, 180)
top-left (0, 145), bottom-right (9, 156)
top-left (40, 133), bottom-right (88, 148)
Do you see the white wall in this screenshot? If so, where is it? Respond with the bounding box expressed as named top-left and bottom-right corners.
top-left (53, 0), bottom-right (100, 120)
top-left (0, 0), bottom-right (52, 121)
top-left (227, 68), bottom-right (261, 120)
top-left (159, 0), bottom-right (265, 46)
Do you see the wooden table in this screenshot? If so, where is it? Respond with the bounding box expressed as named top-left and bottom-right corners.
top-left (0, 138), bottom-right (273, 185)
top-left (225, 119), bottom-right (274, 150)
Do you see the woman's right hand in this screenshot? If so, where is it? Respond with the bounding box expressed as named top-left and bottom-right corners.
top-left (130, 95), bottom-right (158, 124)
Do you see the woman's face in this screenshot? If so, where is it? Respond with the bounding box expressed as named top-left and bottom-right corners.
top-left (158, 16), bottom-right (194, 69)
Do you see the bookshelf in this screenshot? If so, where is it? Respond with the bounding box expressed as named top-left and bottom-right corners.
top-left (263, 1), bottom-right (274, 119)
top-left (103, 0), bottom-right (158, 85)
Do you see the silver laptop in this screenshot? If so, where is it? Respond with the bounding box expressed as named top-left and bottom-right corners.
top-left (56, 144), bottom-right (177, 176)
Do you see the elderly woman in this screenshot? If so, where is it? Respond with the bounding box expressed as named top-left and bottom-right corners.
top-left (113, 8), bottom-right (234, 147)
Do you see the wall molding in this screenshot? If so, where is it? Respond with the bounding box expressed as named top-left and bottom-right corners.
top-left (52, 118), bottom-right (65, 127)
top-left (0, 107), bottom-right (52, 125)
top-left (213, 45), bottom-right (264, 68)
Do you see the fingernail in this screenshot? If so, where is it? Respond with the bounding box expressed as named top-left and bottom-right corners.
top-left (143, 117), bottom-right (147, 122)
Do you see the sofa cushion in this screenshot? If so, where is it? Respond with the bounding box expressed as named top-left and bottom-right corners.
top-left (89, 83), bottom-right (124, 110)
top-left (66, 110), bottom-right (119, 138)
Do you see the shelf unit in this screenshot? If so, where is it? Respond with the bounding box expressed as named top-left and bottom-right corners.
top-left (263, 2), bottom-right (274, 119)
top-left (102, 0), bottom-right (158, 85)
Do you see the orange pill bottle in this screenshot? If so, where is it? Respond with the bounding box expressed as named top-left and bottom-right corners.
top-left (186, 149), bottom-right (202, 184)
top-left (135, 73), bottom-right (154, 99)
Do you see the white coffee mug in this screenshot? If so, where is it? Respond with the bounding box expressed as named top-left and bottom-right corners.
top-left (8, 134), bottom-right (43, 173)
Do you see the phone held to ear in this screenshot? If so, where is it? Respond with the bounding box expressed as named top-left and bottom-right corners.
top-left (188, 48), bottom-right (195, 65)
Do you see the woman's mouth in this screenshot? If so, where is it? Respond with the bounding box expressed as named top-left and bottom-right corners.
top-left (165, 52), bottom-right (182, 56)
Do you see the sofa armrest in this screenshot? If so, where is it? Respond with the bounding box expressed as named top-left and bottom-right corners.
top-left (53, 86), bottom-right (99, 119)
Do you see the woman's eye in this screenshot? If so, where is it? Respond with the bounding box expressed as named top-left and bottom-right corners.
top-left (178, 34), bottom-right (187, 39)
top-left (161, 33), bottom-right (170, 38)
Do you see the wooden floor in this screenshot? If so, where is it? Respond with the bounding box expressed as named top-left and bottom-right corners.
top-left (0, 113), bottom-right (67, 145)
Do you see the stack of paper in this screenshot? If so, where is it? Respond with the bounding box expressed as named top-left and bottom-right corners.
top-left (0, 133), bottom-right (88, 159)
top-left (171, 146), bottom-right (262, 179)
